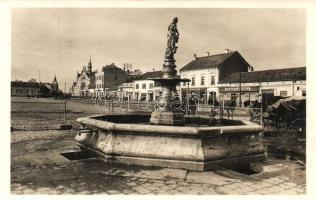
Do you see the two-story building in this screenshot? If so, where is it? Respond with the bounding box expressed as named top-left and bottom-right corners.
top-left (179, 50), bottom-right (252, 103)
top-left (133, 71), bottom-right (163, 101)
top-left (95, 71), bottom-right (104, 97)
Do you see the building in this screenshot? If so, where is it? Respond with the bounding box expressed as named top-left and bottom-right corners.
top-left (179, 50), bottom-right (252, 103)
top-left (117, 82), bottom-right (134, 101)
top-left (11, 81), bottom-right (40, 97)
top-left (71, 58), bottom-right (97, 97)
top-left (218, 67), bottom-right (306, 107)
top-left (133, 71), bottom-right (163, 101)
top-left (95, 71), bottom-right (104, 97)
top-left (102, 63), bottom-right (129, 98)
top-left (11, 75), bottom-right (61, 97)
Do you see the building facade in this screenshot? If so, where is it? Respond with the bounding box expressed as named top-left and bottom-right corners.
top-left (71, 58), bottom-right (96, 97)
top-left (132, 71), bottom-right (163, 101)
top-left (117, 82), bottom-right (134, 101)
top-left (11, 75), bottom-right (61, 97)
top-left (218, 67), bottom-right (306, 107)
top-left (179, 51), bottom-right (251, 103)
top-left (95, 71), bottom-right (104, 97)
top-left (11, 81), bottom-right (40, 97)
top-left (102, 63), bottom-right (129, 95)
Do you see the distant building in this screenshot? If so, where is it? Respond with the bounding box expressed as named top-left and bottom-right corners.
top-left (118, 82), bottom-right (134, 101)
top-left (71, 58), bottom-right (97, 97)
top-left (218, 67), bottom-right (306, 107)
top-left (11, 81), bottom-right (40, 97)
top-left (95, 71), bottom-right (104, 97)
top-left (11, 75), bottom-right (61, 97)
top-left (102, 63), bottom-right (129, 97)
top-left (133, 71), bottom-right (163, 101)
top-left (179, 50), bottom-right (251, 103)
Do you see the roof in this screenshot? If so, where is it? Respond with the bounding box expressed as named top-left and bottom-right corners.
top-left (102, 64), bottom-right (125, 73)
top-left (219, 67), bottom-right (306, 83)
top-left (179, 51), bottom-right (238, 72)
top-left (134, 71), bottom-right (163, 80)
top-left (11, 81), bottom-right (40, 88)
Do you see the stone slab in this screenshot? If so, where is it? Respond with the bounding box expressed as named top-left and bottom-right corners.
top-left (186, 171), bottom-right (237, 186)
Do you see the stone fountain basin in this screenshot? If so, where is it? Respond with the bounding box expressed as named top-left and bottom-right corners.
top-left (75, 114), bottom-right (265, 171)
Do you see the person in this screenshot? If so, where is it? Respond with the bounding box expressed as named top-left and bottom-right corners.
top-left (189, 96), bottom-right (196, 115)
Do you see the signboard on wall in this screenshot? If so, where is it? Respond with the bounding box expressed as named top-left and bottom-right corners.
top-left (219, 86), bottom-right (259, 92)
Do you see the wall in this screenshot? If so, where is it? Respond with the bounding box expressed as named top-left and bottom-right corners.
top-left (11, 87), bottom-right (39, 96)
top-left (104, 68), bottom-right (128, 92)
top-left (180, 68), bottom-right (219, 101)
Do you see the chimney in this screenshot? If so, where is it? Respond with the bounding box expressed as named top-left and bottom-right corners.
top-left (194, 54), bottom-right (197, 60)
top-left (206, 52), bottom-right (210, 56)
top-left (225, 49), bottom-right (230, 53)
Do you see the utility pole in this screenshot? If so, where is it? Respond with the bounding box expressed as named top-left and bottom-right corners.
top-left (239, 72), bottom-right (242, 107)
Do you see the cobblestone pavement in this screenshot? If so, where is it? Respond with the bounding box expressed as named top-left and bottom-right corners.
top-left (11, 130), bottom-right (306, 195)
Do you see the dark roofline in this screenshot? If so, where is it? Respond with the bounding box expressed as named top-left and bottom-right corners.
top-left (236, 66), bottom-right (305, 75)
top-left (219, 66), bottom-right (306, 84)
top-left (134, 71), bottom-right (162, 80)
top-left (179, 51), bottom-right (238, 72)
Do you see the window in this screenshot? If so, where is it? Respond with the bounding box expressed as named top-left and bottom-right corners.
top-left (211, 76), bottom-right (215, 85)
top-left (297, 86), bottom-right (300, 90)
top-left (191, 77), bottom-right (195, 86)
top-left (136, 84), bottom-right (139, 89)
top-left (183, 82), bottom-right (186, 86)
top-left (149, 83), bottom-right (154, 89)
top-left (201, 76), bottom-right (205, 86)
top-left (142, 83), bottom-right (146, 89)
top-left (303, 91), bottom-right (306, 96)
top-left (280, 91), bottom-right (288, 97)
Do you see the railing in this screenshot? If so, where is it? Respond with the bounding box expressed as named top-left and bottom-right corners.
top-left (93, 98), bottom-right (263, 125)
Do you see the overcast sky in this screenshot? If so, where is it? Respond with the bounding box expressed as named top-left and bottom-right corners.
top-left (12, 8), bottom-right (305, 91)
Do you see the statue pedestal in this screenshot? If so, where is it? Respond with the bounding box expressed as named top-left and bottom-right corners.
top-left (150, 110), bottom-right (185, 126)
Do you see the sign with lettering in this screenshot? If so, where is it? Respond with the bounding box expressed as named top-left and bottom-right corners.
top-left (219, 86), bottom-right (259, 92)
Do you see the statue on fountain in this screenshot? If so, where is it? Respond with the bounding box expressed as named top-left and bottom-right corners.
top-left (149, 17), bottom-right (189, 126)
top-left (165, 17), bottom-right (179, 59)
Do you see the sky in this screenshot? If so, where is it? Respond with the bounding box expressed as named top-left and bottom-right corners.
top-left (11, 8), bottom-right (305, 92)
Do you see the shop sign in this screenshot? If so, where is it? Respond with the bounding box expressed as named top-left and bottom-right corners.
top-left (219, 86), bottom-right (259, 92)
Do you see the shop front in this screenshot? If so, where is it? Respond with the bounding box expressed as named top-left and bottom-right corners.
top-left (219, 86), bottom-right (260, 107)
top-left (181, 88), bottom-right (208, 102)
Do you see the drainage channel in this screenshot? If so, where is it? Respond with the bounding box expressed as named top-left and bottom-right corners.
top-left (60, 151), bottom-right (97, 161)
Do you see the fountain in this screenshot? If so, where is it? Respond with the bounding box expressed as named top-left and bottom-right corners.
top-left (75, 18), bottom-right (265, 171)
